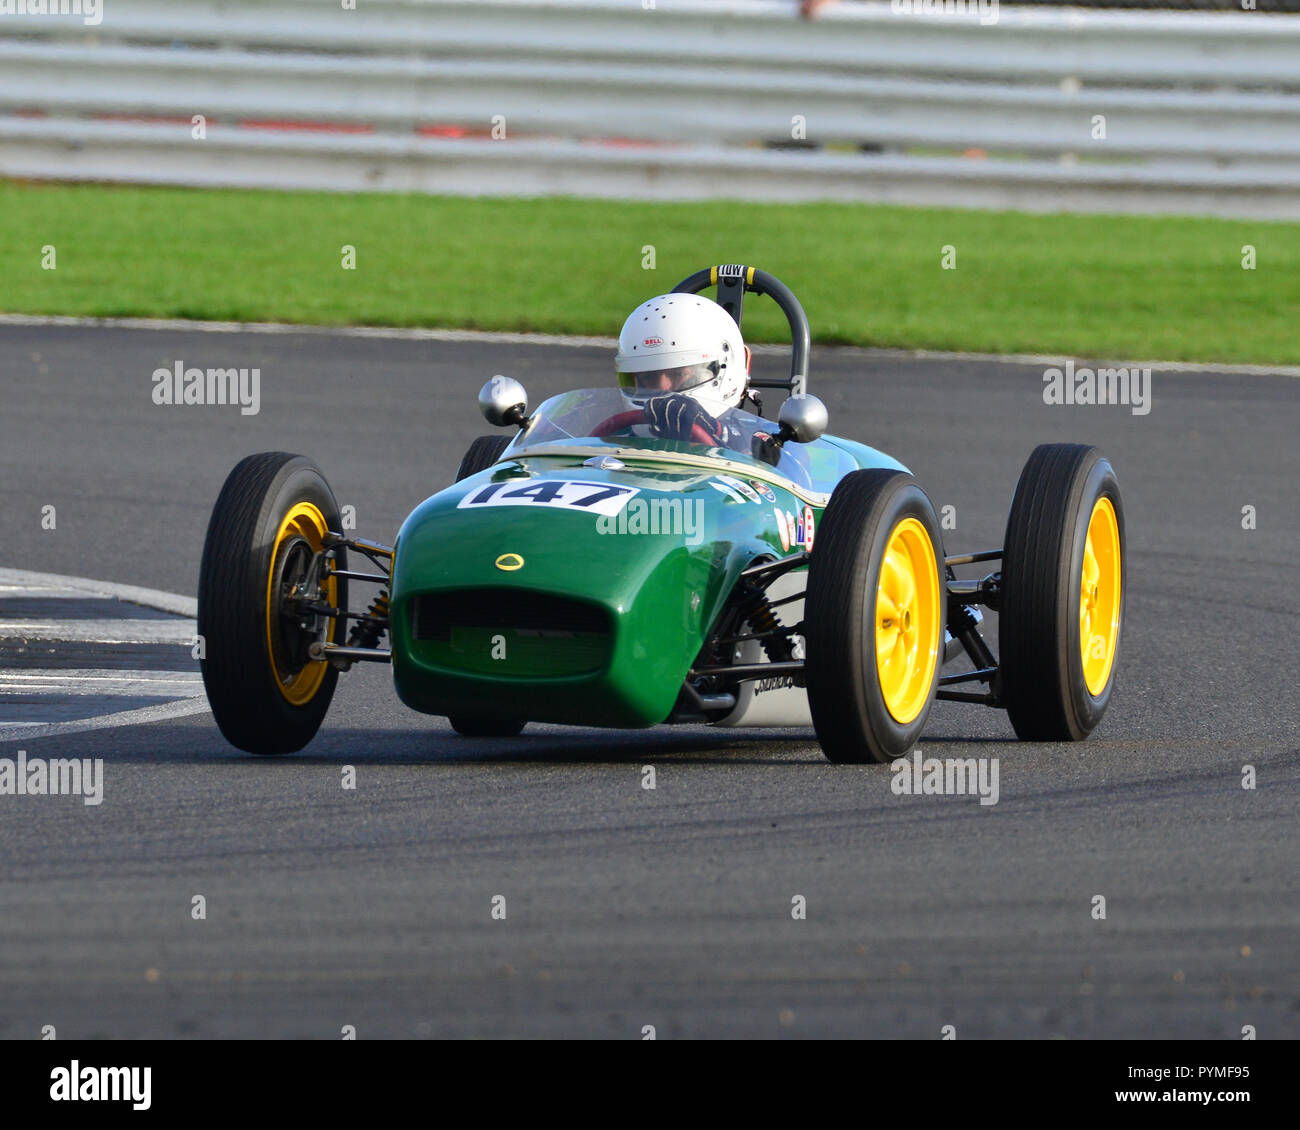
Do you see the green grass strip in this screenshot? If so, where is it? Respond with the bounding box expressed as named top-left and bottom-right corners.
top-left (2, 180), bottom-right (1295, 364)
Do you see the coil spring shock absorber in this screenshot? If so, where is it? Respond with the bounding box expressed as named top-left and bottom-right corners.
top-left (748, 590), bottom-right (793, 662)
top-left (347, 589), bottom-right (389, 650)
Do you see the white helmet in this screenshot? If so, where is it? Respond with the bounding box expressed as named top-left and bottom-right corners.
top-left (615, 294), bottom-right (748, 417)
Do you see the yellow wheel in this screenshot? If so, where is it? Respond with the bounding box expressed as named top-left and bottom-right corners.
top-left (198, 453), bottom-right (348, 754)
top-left (266, 501), bottom-right (337, 706)
top-left (1079, 496), bottom-right (1121, 696)
top-left (806, 469), bottom-right (944, 764)
top-left (1000, 444), bottom-right (1125, 741)
top-left (875, 517), bottom-right (942, 724)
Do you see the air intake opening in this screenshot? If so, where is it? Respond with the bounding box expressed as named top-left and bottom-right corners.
top-left (412, 589), bottom-right (610, 642)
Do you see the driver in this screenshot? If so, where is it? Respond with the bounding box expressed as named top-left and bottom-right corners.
top-left (614, 294), bottom-right (752, 447)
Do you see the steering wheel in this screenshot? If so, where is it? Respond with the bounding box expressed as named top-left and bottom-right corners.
top-left (591, 407), bottom-right (719, 447)
top-left (670, 265), bottom-right (811, 398)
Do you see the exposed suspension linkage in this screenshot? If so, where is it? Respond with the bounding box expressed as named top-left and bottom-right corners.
top-left (303, 532), bottom-right (395, 669)
top-left (712, 586), bottom-right (802, 663)
top-left (937, 549), bottom-right (1004, 706)
top-left (674, 554), bottom-right (812, 722)
top-left (347, 590), bottom-right (390, 650)
top-left (676, 543), bottom-right (1010, 718)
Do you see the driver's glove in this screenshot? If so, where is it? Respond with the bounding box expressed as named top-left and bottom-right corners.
top-left (645, 394), bottom-right (721, 443)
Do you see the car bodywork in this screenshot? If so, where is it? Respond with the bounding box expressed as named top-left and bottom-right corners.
top-left (388, 387), bottom-right (905, 728)
top-left (214, 264), bottom-right (1118, 762)
top-left (304, 265), bottom-right (1015, 737)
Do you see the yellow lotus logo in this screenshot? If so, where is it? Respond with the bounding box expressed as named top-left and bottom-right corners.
top-left (495, 553), bottom-right (524, 571)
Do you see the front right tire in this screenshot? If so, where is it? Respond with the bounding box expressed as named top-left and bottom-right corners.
top-left (198, 452), bottom-right (347, 754)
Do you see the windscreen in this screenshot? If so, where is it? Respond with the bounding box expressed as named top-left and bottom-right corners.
top-left (502, 388), bottom-right (845, 492)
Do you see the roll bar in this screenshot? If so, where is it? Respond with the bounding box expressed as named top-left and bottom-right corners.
top-left (671, 265), bottom-right (809, 397)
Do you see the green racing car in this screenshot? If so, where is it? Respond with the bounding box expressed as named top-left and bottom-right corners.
top-left (197, 264), bottom-right (1125, 764)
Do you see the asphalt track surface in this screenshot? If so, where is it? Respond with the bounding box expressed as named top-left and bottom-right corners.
top-left (0, 321), bottom-right (1296, 1039)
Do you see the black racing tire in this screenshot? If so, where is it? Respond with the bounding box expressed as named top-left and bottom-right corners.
top-left (805, 469), bottom-right (945, 764)
top-left (198, 452), bottom-right (348, 755)
top-left (999, 443), bottom-right (1125, 741)
top-left (448, 716), bottom-right (527, 737)
top-left (455, 435), bottom-right (512, 482)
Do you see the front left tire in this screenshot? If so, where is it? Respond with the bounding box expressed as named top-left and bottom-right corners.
top-left (455, 435), bottom-right (511, 482)
top-left (998, 443), bottom-right (1125, 741)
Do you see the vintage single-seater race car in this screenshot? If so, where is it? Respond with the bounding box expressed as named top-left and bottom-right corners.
top-left (197, 265), bottom-right (1125, 764)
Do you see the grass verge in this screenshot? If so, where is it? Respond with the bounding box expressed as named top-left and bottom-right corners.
top-left (1, 180), bottom-right (1295, 363)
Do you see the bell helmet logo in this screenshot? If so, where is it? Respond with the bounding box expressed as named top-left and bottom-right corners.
top-left (494, 553), bottom-right (524, 571)
top-left (643, 337), bottom-right (662, 346)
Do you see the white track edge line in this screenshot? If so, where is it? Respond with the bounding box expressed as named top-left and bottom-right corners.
top-left (0, 569), bottom-right (206, 741)
top-left (0, 696), bottom-right (212, 744)
top-left (0, 568), bottom-right (197, 618)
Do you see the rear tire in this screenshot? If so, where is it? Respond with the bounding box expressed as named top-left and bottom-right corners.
top-left (198, 453), bottom-right (347, 754)
top-left (455, 435), bottom-right (511, 482)
top-left (805, 469), bottom-right (944, 764)
top-left (999, 443), bottom-right (1124, 741)
top-left (449, 716), bottom-right (526, 737)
